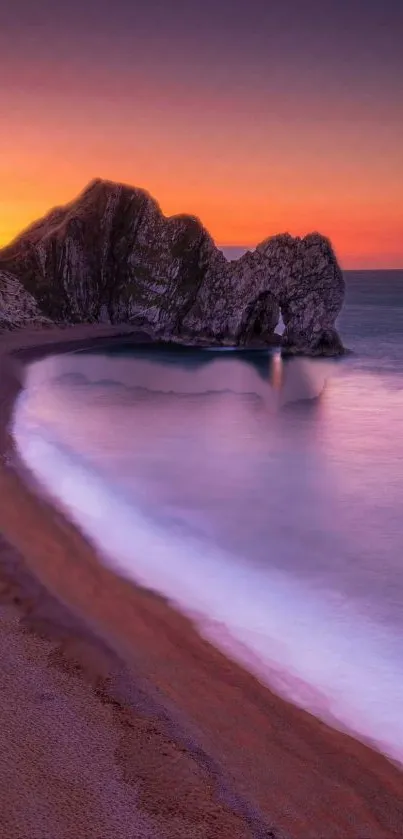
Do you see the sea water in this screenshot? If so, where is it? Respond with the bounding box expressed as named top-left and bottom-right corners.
top-left (12, 270), bottom-right (403, 764)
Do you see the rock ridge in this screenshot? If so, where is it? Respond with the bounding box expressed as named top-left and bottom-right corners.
top-left (0, 179), bottom-right (345, 354)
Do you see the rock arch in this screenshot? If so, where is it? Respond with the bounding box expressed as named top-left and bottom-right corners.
top-left (235, 291), bottom-right (280, 347)
top-left (0, 180), bottom-right (345, 355)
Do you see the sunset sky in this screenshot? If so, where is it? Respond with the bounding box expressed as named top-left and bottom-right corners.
top-left (1, 0), bottom-right (402, 268)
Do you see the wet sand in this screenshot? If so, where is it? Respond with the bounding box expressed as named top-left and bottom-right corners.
top-left (0, 324), bottom-right (402, 838)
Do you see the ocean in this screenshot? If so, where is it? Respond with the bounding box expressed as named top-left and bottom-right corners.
top-left (12, 270), bottom-right (403, 764)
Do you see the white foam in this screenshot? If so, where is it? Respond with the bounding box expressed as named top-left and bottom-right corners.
top-left (13, 405), bottom-right (403, 766)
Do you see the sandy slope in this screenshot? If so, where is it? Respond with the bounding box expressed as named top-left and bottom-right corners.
top-left (0, 324), bottom-right (402, 839)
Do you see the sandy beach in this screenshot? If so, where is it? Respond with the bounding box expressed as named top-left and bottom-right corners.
top-left (1, 325), bottom-right (402, 839)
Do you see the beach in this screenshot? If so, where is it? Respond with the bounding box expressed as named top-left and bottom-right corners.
top-left (1, 324), bottom-right (403, 839)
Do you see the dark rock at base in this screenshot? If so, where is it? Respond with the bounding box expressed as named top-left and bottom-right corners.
top-left (281, 327), bottom-right (345, 357)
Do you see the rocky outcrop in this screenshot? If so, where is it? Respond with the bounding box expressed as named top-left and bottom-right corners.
top-left (0, 270), bottom-right (52, 331)
top-left (0, 179), bottom-right (345, 354)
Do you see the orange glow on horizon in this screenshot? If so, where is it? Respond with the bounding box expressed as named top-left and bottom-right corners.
top-left (1, 83), bottom-right (402, 269)
top-left (1, 182), bottom-right (401, 270)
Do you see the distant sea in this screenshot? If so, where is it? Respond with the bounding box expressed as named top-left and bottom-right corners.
top-left (13, 269), bottom-right (403, 764)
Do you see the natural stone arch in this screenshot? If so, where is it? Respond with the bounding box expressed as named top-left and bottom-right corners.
top-left (216, 233), bottom-right (344, 355)
top-left (235, 290), bottom-right (280, 347)
top-left (0, 180), bottom-right (345, 356)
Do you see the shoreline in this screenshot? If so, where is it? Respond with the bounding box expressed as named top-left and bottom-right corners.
top-left (0, 324), bottom-right (402, 838)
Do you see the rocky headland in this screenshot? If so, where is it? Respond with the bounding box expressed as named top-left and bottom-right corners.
top-left (0, 179), bottom-right (345, 355)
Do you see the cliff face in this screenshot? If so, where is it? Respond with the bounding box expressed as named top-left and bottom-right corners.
top-left (0, 179), bottom-right (345, 354)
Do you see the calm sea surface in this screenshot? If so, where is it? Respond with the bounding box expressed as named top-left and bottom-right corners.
top-left (13, 270), bottom-right (403, 763)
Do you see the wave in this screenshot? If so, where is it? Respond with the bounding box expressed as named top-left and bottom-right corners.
top-left (13, 397), bottom-right (403, 767)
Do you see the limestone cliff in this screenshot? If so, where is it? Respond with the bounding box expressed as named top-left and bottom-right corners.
top-left (0, 179), bottom-right (345, 354)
